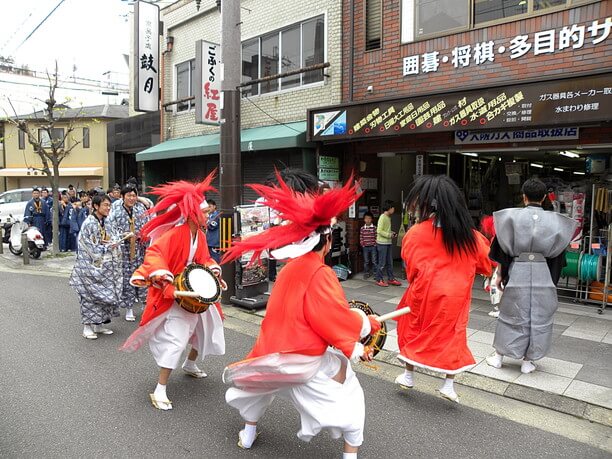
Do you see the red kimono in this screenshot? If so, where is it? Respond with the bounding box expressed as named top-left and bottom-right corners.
top-left (131, 223), bottom-right (221, 326)
top-left (396, 219), bottom-right (491, 374)
top-left (249, 251), bottom-right (365, 359)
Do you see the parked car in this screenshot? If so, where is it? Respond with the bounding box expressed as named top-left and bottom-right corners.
top-left (0, 187), bottom-right (66, 224)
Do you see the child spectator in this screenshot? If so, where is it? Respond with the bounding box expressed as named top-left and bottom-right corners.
top-left (360, 212), bottom-right (377, 279)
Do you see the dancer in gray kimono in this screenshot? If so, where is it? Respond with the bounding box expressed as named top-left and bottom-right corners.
top-left (108, 184), bottom-right (150, 322)
top-left (69, 194), bottom-right (123, 339)
top-left (486, 179), bottom-right (577, 374)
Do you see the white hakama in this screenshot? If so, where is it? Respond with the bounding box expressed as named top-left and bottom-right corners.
top-left (120, 232), bottom-right (225, 365)
top-left (225, 349), bottom-right (365, 447)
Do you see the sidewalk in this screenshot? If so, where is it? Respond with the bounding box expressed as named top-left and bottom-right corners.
top-left (334, 272), bottom-right (612, 426)
top-left (0, 244), bottom-right (75, 276)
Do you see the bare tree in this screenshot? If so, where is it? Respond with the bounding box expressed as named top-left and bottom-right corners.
top-left (5, 62), bottom-right (87, 253)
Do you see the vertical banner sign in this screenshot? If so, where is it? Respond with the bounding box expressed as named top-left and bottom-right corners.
top-left (195, 40), bottom-right (221, 125)
top-left (416, 155), bottom-right (424, 176)
top-left (134, 1), bottom-right (160, 112)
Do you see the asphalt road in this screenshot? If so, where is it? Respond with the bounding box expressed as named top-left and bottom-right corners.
top-left (0, 271), bottom-right (609, 458)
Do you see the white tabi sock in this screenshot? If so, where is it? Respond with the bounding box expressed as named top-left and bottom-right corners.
top-left (343, 453), bottom-right (358, 459)
top-left (441, 378), bottom-right (454, 392)
top-left (240, 423), bottom-right (257, 449)
top-left (154, 383), bottom-right (167, 400)
top-left (126, 308), bottom-right (134, 317)
top-left (183, 358), bottom-right (198, 371)
top-left (403, 370), bottom-right (414, 386)
top-left (521, 360), bottom-right (536, 374)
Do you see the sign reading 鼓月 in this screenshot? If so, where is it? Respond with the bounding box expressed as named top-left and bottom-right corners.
top-left (402, 17), bottom-right (611, 77)
top-left (195, 40), bottom-right (221, 125)
top-left (308, 73), bottom-right (611, 141)
top-left (134, 1), bottom-right (160, 112)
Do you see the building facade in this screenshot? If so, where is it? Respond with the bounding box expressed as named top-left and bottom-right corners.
top-left (137, 0), bottom-right (343, 202)
top-left (308, 0), bottom-right (612, 268)
top-left (1, 104), bottom-right (128, 190)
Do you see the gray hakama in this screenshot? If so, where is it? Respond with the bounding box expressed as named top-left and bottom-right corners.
top-left (491, 206), bottom-right (577, 361)
top-left (69, 215), bottom-right (123, 325)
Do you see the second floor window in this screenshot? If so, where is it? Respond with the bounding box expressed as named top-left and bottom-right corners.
top-left (83, 127), bottom-right (90, 148)
top-left (241, 15), bottom-right (325, 97)
top-left (176, 59), bottom-right (196, 112)
top-left (365, 0), bottom-right (383, 50)
top-left (18, 130), bottom-right (25, 150)
top-left (38, 128), bottom-right (65, 149)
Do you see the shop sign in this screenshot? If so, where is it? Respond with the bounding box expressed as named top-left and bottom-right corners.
top-left (134, 0), bottom-right (160, 112)
top-left (308, 73), bottom-right (611, 141)
top-left (195, 40), bottom-right (221, 125)
top-left (318, 167), bottom-right (340, 181)
top-left (319, 155), bottom-right (340, 169)
top-left (402, 17), bottom-right (611, 77)
top-left (360, 177), bottom-right (378, 190)
top-left (455, 127), bottom-right (579, 145)
top-left (416, 155), bottom-right (424, 176)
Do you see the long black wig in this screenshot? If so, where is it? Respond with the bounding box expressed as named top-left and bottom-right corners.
top-left (406, 175), bottom-right (477, 256)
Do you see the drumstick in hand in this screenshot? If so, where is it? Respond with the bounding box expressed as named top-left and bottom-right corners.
top-left (375, 307), bottom-right (411, 323)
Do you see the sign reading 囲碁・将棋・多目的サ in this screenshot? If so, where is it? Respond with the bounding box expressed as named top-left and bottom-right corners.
top-left (401, 17), bottom-right (611, 76)
top-left (307, 73), bottom-right (611, 141)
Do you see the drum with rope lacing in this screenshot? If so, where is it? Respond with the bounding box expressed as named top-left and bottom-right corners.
top-left (348, 300), bottom-right (387, 356)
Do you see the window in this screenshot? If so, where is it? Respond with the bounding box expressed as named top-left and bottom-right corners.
top-left (261, 33), bottom-right (280, 94)
top-left (241, 38), bottom-right (259, 97)
top-left (240, 15), bottom-right (325, 97)
top-left (365, 0), bottom-right (382, 50)
top-left (302, 17), bottom-right (325, 84)
top-left (416, 0), bottom-right (469, 38)
top-left (18, 130), bottom-right (25, 149)
top-left (405, 0), bottom-right (581, 41)
top-left (176, 59), bottom-right (196, 112)
top-left (82, 127), bottom-right (90, 148)
top-left (38, 128), bottom-right (65, 148)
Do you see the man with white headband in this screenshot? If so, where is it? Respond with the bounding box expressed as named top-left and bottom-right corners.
top-left (120, 173), bottom-right (226, 411)
top-left (222, 171), bottom-right (380, 459)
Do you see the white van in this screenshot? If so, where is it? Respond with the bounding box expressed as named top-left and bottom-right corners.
top-left (0, 187), bottom-right (66, 224)
top-left (0, 188), bottom-right (32, 224)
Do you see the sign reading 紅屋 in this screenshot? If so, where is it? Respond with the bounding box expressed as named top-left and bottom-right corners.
top-left (195, 40), bottom-right (222, 125)
top-left (134, 0), bottom-right (160, 112)
top-left (402, 17), bottom-right (611, 77)
top-left (307, 73), bottom-right (612, 141)
top-left (454, 127), bottom-right (580, 145)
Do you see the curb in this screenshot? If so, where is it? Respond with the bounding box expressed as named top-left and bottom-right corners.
top-left (223, 305), bottom-right (612, 428)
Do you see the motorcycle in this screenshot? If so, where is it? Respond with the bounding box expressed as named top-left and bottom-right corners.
top-left (8, 215), bottom-right (45, 259)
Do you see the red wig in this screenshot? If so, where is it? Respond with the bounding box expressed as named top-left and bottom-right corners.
top-left (222, 172), bottom-right (361, 263)
top-left (141, 170), bottom-right (217, 241)
top-left (480, 215), bottom-right (496, 240)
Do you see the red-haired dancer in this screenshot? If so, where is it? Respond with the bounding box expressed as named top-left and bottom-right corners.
top-left (222, 173), bottom-right (380, 459)
top-left (120, 173), bottom-right (226, 411)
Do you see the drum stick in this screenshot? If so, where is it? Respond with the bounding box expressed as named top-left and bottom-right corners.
top-left (375, 307), bottom-right (411, 323)
top-left (174, 291), bottom-right (201, 298)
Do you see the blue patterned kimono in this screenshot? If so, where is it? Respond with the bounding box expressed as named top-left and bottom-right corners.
top-left (69, 214), bottom-right (123, 325)
top-left (24, 198), bottom-right (51, 245)
top-left (107, 200), bottom-right (149, 309)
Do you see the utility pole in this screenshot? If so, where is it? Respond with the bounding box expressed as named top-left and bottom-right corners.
top-left (219, 0), bottom-right (241, 302)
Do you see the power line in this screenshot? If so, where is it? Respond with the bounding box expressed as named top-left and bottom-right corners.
top-left (243, 95), bottom-right (305, 134)
top-left (15, 0), bottom-right (68, 52)
top-left (0, 78), bottom-right (129, 94)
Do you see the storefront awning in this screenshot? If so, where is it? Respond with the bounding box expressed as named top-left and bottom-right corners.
top-left (136, 121), bottom-right (311, 162)
top-left (0, 167), bottom-right (103, 177)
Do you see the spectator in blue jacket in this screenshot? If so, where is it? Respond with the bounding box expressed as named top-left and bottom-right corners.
top-left (59, 192), bottom-right (75, 251)
top-left (206, 199), bottom-right (221, 263)
top-left (24, 187), bottom-right (51, 248)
